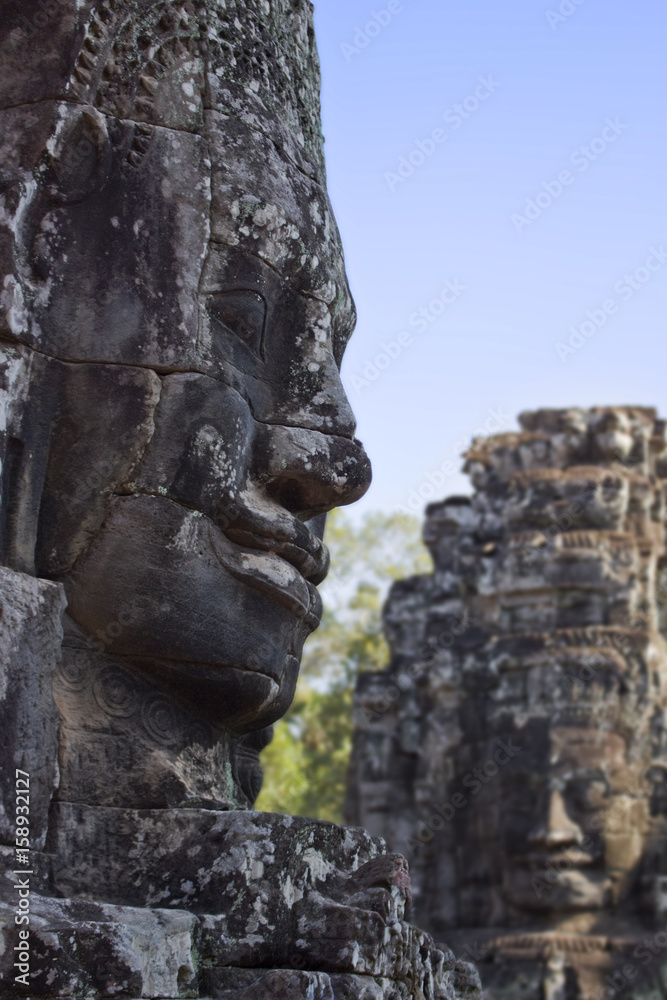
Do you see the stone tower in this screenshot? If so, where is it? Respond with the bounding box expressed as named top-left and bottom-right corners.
top-left (346, 407), bottom-right (667, 1000)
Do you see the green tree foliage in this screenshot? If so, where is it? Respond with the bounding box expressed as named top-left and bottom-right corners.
top-left (256, 508), bottom-right (431, 823)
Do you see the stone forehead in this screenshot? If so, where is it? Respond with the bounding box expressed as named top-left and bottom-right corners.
top-left (65, 0), bottom-right (323, 173)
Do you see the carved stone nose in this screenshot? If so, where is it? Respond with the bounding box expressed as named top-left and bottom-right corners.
top-left (254, 424), bottom-right (372, 518)
top-left (302, 352), bottom-right (358, 440)
top-left (529, 790), bottom-right (584, 849)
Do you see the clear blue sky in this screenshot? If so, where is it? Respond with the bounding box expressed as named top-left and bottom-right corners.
top-left (313, 0), bottom-right (667, 517)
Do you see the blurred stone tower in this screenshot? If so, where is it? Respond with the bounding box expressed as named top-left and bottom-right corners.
top-left (346, 407), bottom-right (667, 1000)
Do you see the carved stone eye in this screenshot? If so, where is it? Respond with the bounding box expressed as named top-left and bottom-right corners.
top-left (207, 290), bottom-right (267, 360)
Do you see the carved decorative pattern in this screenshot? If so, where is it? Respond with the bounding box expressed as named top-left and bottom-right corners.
top-left (56, 651), bottom-right (92, 692)
top-left (66, 1), bottom-right (322, 165)
top-left (141, 695), bottom-right (182, 746)
top-left (92, 665), bottom-right (139, 718)
top-left (484, 934), bottom-right (612, 956)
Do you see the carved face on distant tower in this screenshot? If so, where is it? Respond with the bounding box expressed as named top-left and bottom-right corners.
top-left (0, 1), bottom-right (370, 732)
top-left (490, 650), bottom-right (655, 920)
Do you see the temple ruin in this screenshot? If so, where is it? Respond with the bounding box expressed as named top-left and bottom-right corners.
top-left (346, 407), bottom-right (667, 1000)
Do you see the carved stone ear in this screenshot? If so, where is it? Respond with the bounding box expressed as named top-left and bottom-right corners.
top-left (47, 108), bottom-right (112, 205)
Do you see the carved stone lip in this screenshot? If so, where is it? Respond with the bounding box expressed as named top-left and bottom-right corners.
top-left (130, 491), bottom-right (327, 613)
top-left (221, 514), bottom-right (330, 586)
top-left (209, 521), bottom-right (316, 620)
top-left (521, 848), bottom-right (597, 868)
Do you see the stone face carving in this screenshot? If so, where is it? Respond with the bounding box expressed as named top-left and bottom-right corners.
top-left (0, 3), bottom-right (479, 997)
top-left (346, 407), bottom-right (667, 999)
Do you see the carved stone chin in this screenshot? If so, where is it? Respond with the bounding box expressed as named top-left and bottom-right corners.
top-left (0, 3), bottom-right (478, 998)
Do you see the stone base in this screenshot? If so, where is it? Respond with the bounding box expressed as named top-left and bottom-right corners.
top-left (0, 897), bottom-right (480, 999)
top-left (1, 812), bottom-right (481, 1000)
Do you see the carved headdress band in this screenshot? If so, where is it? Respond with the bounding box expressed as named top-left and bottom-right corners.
top-left (5, 0), bottom-right (324, 177)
